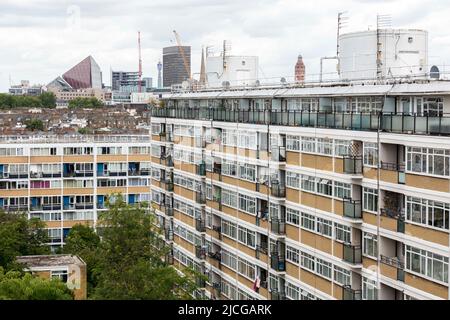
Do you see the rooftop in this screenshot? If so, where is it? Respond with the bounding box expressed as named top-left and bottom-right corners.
top-left (16, 255), bottom-right (86, 268)
top-left (0, 134), bottom-right (151, 144)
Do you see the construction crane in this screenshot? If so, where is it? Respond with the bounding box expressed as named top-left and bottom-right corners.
top-left (173, 30), bottom-right (191, 81)
top-left (138, 31), bottom-right (143, 93)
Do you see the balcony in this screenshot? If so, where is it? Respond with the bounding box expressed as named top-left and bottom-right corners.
top-left (164, 229), bottom-right (174, 241)
top-left (162, 156), bottom-right (174, 167)
top-left (195, 218), bottom-right (206, 233)
top-left (164, 206), bottom-right (174, 217)
top-left (195, 245), bottom-right (206, 260)
top-left (342, 286), bottom-right (362, 300)
top-left (163, 180), bottom-right (174, 192)
top-left (380, 162), bottom-right (406, 184)
top-left (195, 276), bottom-right (206, 288)
top-left (31, 204), bottom-right (62, 211)
top-left (380, 208), bottom-right (405, 233)
top-left (195, 137), bottom-right (206, 149)
top-left (30, 172), bottom-right (61, 178)
top-left (270, 290), bottom-right (286, 300)
top-left (270, 252), bottom-right (286, 272)
top-left (165, 253), bottom-right (174, 265)
top-left (343, 244), bottom-right (362, 264)
top-left (270, 183), bottom-right (286, 198)
top-left (196, 163), bottom-right (206, 176)
top-left (343, 156), bottom-right (363, 175)
top-left (271, 146), bottom-right (286, 162)
top-left (270, 219), bottom-right (286, 235)
top-left (343, 200), bottom-right (362, 219)
top-left (208, 251), bottom-right (221, 262)
top-left (380, 255), bottom-right (405, 282)
top-left (7, 173), bottom-right (29, 179)
top-left (2, 205), bottom-right (29, 212)
top-left (195, 192), bottom-right (206, 205)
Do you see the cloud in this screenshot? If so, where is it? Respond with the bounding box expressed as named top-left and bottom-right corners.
top-left (1, 0), bottom-right (450, 91)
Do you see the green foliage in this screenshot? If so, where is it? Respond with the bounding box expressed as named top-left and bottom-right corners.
top-left (68, 97), bottom-right (103, 109)
top-left (62, 224), bottom-right (100, 294)
top-left (77, 127), bottom-right (92, 135)
top-left (0, 267), bottom-right (73, 300)
top-left (63, 196), bottom-right (199, 299)
top-left (0, 211), bottom-right (50, 271)
top-left (24, 119), bottom-right (44, 131)
top-left (38, 92), bottom-right (56, 108)
top-left (0, 92), bottom-right (56, 109)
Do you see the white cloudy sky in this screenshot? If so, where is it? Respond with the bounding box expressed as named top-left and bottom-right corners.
top-left (1, 0), bottom-right (450, 91)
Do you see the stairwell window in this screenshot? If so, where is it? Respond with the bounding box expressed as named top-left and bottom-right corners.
top-left (363, 142), bottom-right (378, 167)
top-left (363, 187), bottom-right (378, 213)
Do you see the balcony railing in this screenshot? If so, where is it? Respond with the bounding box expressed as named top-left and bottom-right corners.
top-left (31, 204), bottom-right (62, 211)
top-left (164, 229), bottom-right (174, 241)
top-left (196, 163), bottom-right (206, 176)
top-left (380, 162), bottom-right (406, 184)
top-left (270, 219), bottom-right (286, 235)
top-left (164, 206), bottom-right (174, 216)
top-left (270, 183), bottom-right (286, 198)
top-left (30, 172), bottom-right (61, 178)
top-left (195, 245), bottom-right (206, 260)
top-left (342, 286), bottom-right (362, 300)
top-left (270, 252), bottom-right (286, 272)
top-left (195, 218), bottom-right (206, 232)
top-left (208, 251), bottom-right (221, 262)
top-left (380, 208), bottom-right (405, 233)
top-left (164, 181), bottom-right (174, 192)
top-left (151, 108), bottom-right (450, 137)
top-left (343, 156), bottom-right (363, 174)
top-left (270, 290), bottom-right (286, 300)
top-left (343, 200), bottom-right (362, 219)
top-left (165, 253), bottom-right (174, 265)
top-left (2, 205), bottom-right (29, 212)
top-left (271, 146), bottom-right (286, 162)
top-left (343, 244), bottom-right (362, 264)
top-left (195, 192), bottom-right (206, 204)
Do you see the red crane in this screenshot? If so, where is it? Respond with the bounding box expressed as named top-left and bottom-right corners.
top-left (138, 31), bottom-right (143, 93)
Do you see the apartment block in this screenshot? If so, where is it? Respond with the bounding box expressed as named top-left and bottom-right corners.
top-left (0, 135), bottom-right (153, 251)
top-left (150, 80), bottom-right (450, 300)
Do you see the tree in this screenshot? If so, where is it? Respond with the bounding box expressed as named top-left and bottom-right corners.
top-left (0, 268), bottom-right (73, 300)
top-left (77, 127), bottom-right (92, 135)
top-left (0, 211), bottom-right (50, 271)
top-left (62, 224), bottom-right (100, 294)
top-left (63, 197), bottom-right (199, 299)
top-left (38, 92), bottom-right (56, 108)
top-left (68, 97), bottom-right (103, 109)
top-left (24, 119), bottom-right (44, 131)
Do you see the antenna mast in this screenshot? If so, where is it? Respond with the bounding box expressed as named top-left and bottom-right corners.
top-left (138, 31), bottom-right (143, 93)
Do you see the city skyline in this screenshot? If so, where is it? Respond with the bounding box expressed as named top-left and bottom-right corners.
top-left (2, 0), bottom-right (450, 91)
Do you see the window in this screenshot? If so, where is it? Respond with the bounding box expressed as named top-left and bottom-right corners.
top-left (238, 163), bottom-right (256, 182)
top-left (363, 232), bottom-right (378, 259)
top-left (363, 187), bottom-right (378, 213)
top-left (301, 137), bottom-right (316, 153)
top-left (316, 258), bottom-right (332, 279)
top-left (222, 189), bottom-right (238, 209)
top-left (286, 207), bottom-right (300, 225)
top-left (316, 218), bottom-right (332, 237)
top-left (51, 270), bottom-right (68, 283)
top-left (407, 147), bottom-right (450, 177)
top-left (335, 223), bottom-right (351, 243)
top-left (362, 277), bottom-right (378, 300)
top-left (363, 143), bottom-right (378, 167)
top-left (334, 182), bottom-right (351, 199)
top-left (301, 212), bottom-right (315, 231)
top-left (239, 194), bottom-right (256, 215)
top-left (316, 178), bottom-right (332, 196)
top-left (301, 175), bottom-right (315, 192)
top-left (286, 135), bottom-right (301, 151)
top-left (286, 171), bottom-right (300, 189)
top-left (406, 245), bottom-right (448, 283)
top-left (334, 266), bottom-right (351, 286)
top-left (238, 225), bottom-right (256, 248)
top-left (286, 246), bottom-right (300, 264)
top-left (317, 138), bottom-right (333, 156)
top-left (406, 196), bottom-right (449, 230)
top-left (301, 252), bottom-right (315, 272)
top-left (222, 159), bottom-right (237, 177)
top-left (334, 140), bottom-right (351, 157)
top-left (221, 219), bottom-right (237, 239)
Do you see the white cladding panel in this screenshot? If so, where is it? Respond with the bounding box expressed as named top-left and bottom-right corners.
top-left (206, 56), bottom-right (259, 88)
top-left (339, 29), bottom-right (428, 81)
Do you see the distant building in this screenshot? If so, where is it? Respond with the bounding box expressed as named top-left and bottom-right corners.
top-left (295, 54), bottom-right (305, 83)
top-left (9, 80), bottom-right (44, 96)
top-left (47, 87), bottom-right (108, 108)
top-left (157, 61), bottom-right (163, 89)
top-left (111, 71), bottom-right (152, 104)
top-left (163, 46), bottom-right (191, 87)
top-left (16, 255), bottom-right (87, 300)
top-left (60, 56), bottom-right (102, 90)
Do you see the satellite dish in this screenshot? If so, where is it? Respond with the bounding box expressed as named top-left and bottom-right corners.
top-left (181, 81), bottom-right (190, 90)
top-left (255, 80), bottom-right (260, 87)
top-left (430, 66), bottom-right (440, 80)
top-left (280, 77), bottom-right (287, 85)
top-left (222, 81), bottom-right (231, 88)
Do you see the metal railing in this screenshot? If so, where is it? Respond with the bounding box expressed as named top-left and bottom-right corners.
top-left (270, 251), bottom-right (286, 272)
top-left (343, 156), bottom-right (363, 174)
top-left (343, 244), bottom-right (362, 264)
top-left (270, 219), bottom-right (286, 235)
top-left (380, 161), bottom-right (405, 172)
top-left (195, 245), bottom-right (206, 260)
top-left (150, 108), bottom-right (450, 136)
top-left (0, 134), bottom-right (152, 144)
top-left (195, 218), bottom-right (206, 232)
top-left (343, 286), bottom-right (362, 300)
top-left (343, 200), bottom-right (362, 219)
top-left (270, 183), bottom-right (286, 198)
top-left (380, 208), bottom-right (405, 233)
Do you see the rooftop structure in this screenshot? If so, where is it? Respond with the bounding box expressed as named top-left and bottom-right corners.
top-left (62, 56), bottom-right (103, 90)
top-left (16, 255), bottom-right (87, 300)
